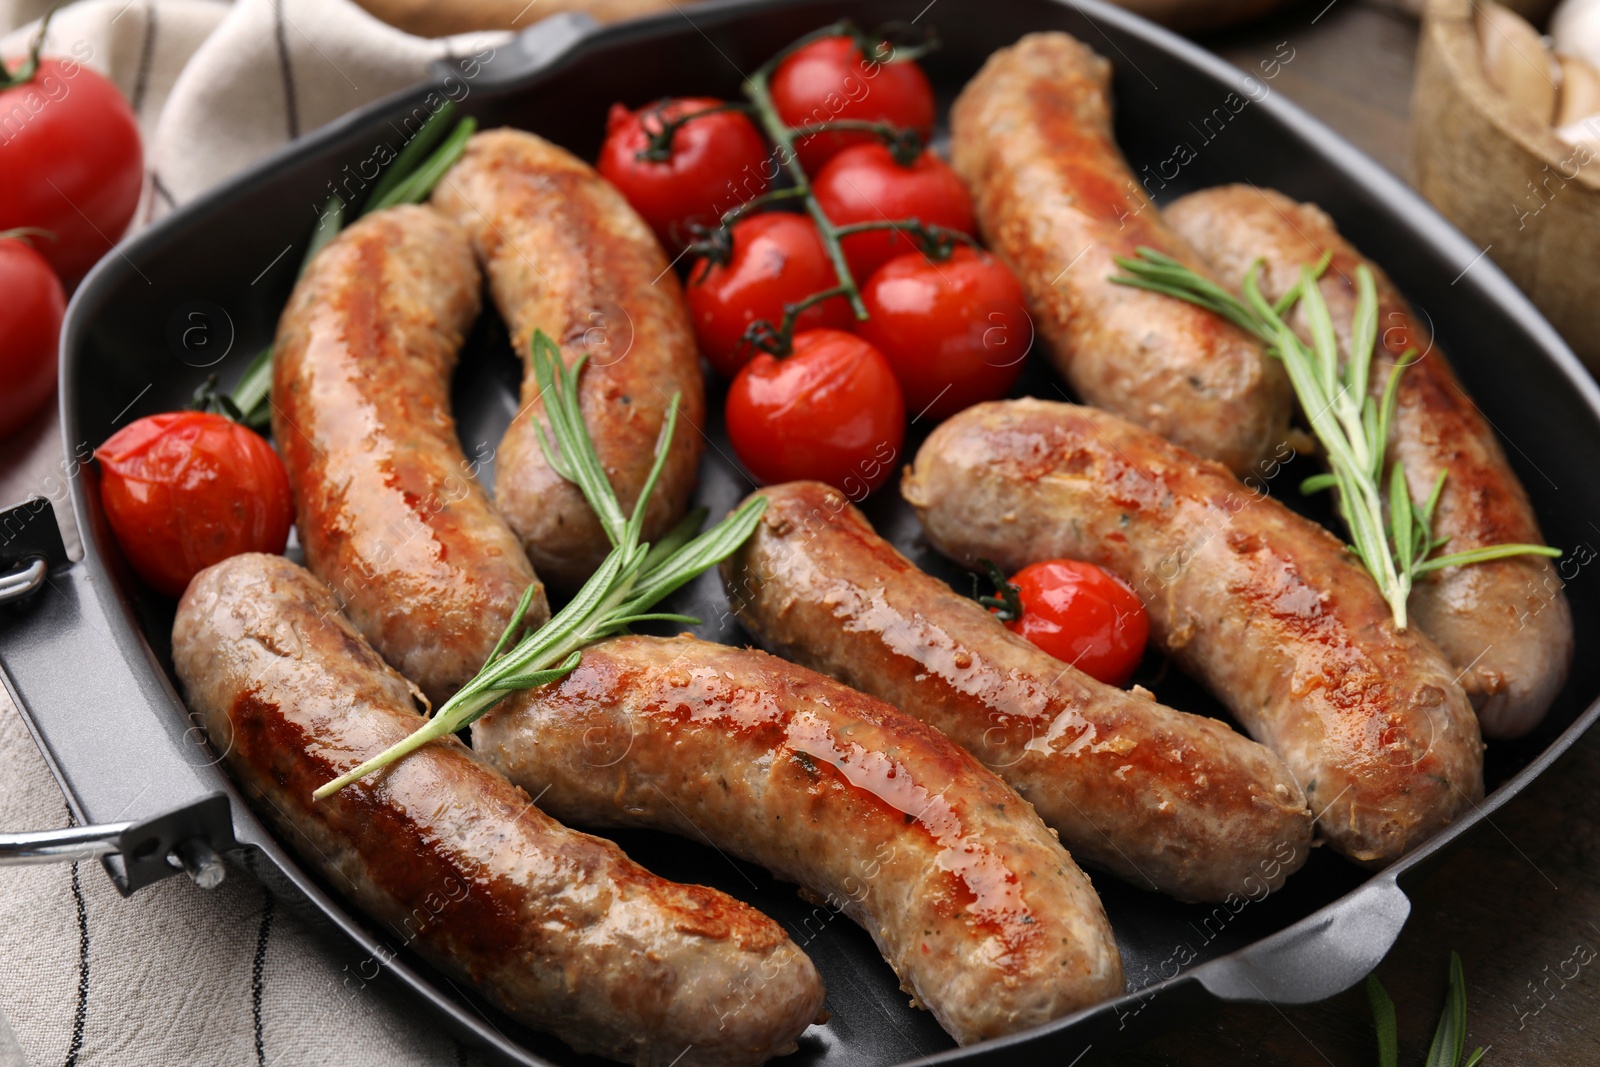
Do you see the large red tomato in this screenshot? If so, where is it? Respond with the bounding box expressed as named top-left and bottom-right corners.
top-left (813, 143), bottom-right (975, 281)
top-left (0, 55), bottom-right (143, 283)
top-left (725, 329), bottom-right (905, 495)
top-left (769, 35), bottom-right (935, 173)
top-left (686, 213), bottom-right (854, 377)
top-left (97, 413), bottom-right (293, 597)
top-left (856, 247), bottom-right (1031, 421)
top-left (0, 233), bottom-right (66, 438)
top-left (996, 560), bottom-right (1150, 687)
top-left (597, 96), bottom-right (771, 249)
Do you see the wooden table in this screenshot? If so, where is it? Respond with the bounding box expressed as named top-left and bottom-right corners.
top-left (1087, 3), bottom-right (1600, 1063)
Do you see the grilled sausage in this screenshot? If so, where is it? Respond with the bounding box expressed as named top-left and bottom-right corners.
top-left (172, 554), bottom-right (823, 1067)
top-left (720, 481), bottom-right (1312, 903)
top-left (1165, 185), bottom-right (1573, 739)
top-left (948, 33), bottom-right (1291, 475)
top-left (271, 204), bottom-right (545, 707)
top-left (903, 400), bottom-right (1486, 866)
top-left (432, 128), bottom-right (705, 591)
top-left (473, 633), bottom-right (1124, 1044)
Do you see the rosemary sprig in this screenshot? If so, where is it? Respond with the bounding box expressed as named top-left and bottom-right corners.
top-left (229, 105), bottom-right (476, 428)
top-left (1367, 952), bottom-right (1485, 1067)
top-left (312, 331), bottom-right (767, 798)
top-left (1111, 247), bottom-right (1559, 630)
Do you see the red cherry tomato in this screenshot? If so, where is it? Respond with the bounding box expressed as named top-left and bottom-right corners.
top-left (686, 213), bottom-right (854, 378)
top-left (813, 144), bottom-right (975, 280)
top-left (0, 234), bottom-right (65, 438)
top-left (857, 246), bottom-right (1031, 421)
top-left (726, 328), bottom-right (905, 494)
top-left (999, 560), bottom-right (1149, 687)
top-left (0, 56), bottom-right (142, 284)
top-left (597, 96), bottom-right (771, 249)
top-left (770, 36), bottom-right (935, 173)
top-left (97, 412), bottom-right (293, 598)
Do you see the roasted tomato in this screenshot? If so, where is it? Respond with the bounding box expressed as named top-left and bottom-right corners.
top-left (769, 35), bottom-right (935, 173)
top-left (686, 213), bottom-right (854, 378)
top-left (856, 246), bottom-right (1031, 421)
top-left (725, 328), bottom-right (905, 495)
top-left (597, 96), bottom-right (771, 249)
top-left (0, 232), bottom-right (66, 439)
top-left (992, 559), bottom-right (1149, 687)
top-left (0, 55), bottom-right (142, 284)
top-left (97, 412), bottom-right (293, 597)
top-left (812, 143), bottom-right (975, 280)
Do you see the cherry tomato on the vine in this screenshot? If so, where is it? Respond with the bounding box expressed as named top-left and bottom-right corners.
top-left (726, 328), bottom-right (905, 495)
top-left (0, 234), bottom-right (66, 439)
top-left (997, 560), bottom-right (1149, 687)
top-left (0, 56), bottom-right (142, 284)
top-left (686, 213), bottom-right (854, 378)
top-left (770, 35), bottom-right (935, 173)
top-left (97, 412), bottom-right (293, 598)
top-left (598, 96), bottom-right (771, 249)
top-left (857, 246), bottom-right (1031, 421)
top-left (813, 143), bottom-right (975, 281)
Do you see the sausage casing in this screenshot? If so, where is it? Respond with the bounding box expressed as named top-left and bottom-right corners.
top-left (432, 129), bottom-right (705, 591)
top-left (949, 33), bottom-right (1290, 475)
top-left (721, 481), bottom-right (1312, 903)
top-left (172, 554), bottom-right (823, 1067)
top-left (473, 633), bottom-right (1124, 1044)
top-left (1165, 184), bottom-right (1573, 739)
top-left (271, 204), bottom-right (545, 706)
top-left (904, 399), bottom-right (1485, 866)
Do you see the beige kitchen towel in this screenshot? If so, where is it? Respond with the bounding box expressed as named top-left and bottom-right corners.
top-left (0, 1), bottom-right (523, 1063)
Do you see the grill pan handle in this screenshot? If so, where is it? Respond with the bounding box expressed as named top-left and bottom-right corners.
top-left (431, 11), bottom-right (599, 90)
top-left (0, 496), bottom-right (241, 895)
top-left (1192, 875), bottom-right (1411, 1004)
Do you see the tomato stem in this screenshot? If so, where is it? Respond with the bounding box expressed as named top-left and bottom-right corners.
top-left (974, 559), bottom-right (1024, 622)
top-left (0, 227), bottom-right (57, 246)
top-left (635, 100), bottom-right (757, 162)
top-left (2, 7), bottom-right (55, 89)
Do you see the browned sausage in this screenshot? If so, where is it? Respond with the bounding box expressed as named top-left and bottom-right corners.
top-left (172, 553), bottom-right (823, 1067)
top-left (720, 481), bottom-right (1311, 903)
top-left (1165, 184), bottom-right (1573, 739)
top-left (432, 129), bottom-right (705, 591)
top-left (949, 33), bottom-right (1291, 475)
top-left (903, 399), bottom-right (1485, 866)
top-left (473, 633), bottom-right (1124, 1044)
top-left (271, 204), bottom-right (545, 707)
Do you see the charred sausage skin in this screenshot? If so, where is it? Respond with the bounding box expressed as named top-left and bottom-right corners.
top-left (473, 633), bottom-right (1124, 1044)
top-left (948, 33), bottom-right (1291, 475)
top-left (720, 480), bottom-right (1312, 903)
top-left (432, 128), bottom-right (705, 592)
top-left (271, 204), bottom-right (545, 707)
top-left (1166, 184), bottom-right (1572, 739)
top-left (172, 554), bottom-right (823, 1067)
top-left (904, 400), bottom-right (1485, 866)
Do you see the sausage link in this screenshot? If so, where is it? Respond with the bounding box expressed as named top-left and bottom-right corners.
top-left (431, 129), bottom-right (705, 591)
top-left (271, 204), bottom-right (545, 707)
top-left (473, 633), bottom-right (1124, 1044)
top-left (720, 481), bottom-right (1312, 903)
top-left (949, 33), bottom-right (1291, 475)
top-left (172, 554), bottom-right (823, 1067)
top-left (903, 400), bottom-right (1485, 866)
top-left (1165, 184), bottom-right (1573, 739)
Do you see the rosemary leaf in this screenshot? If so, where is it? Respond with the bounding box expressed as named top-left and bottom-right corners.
top-left (1424, 952), bottom-right (1469, 1067)
top-left (1366, 974), bottom-right (1399, 1067)
top-left (1108, 248), bottom-right (1560, 630)
top-left (313, 330), bottom-right (767, 798)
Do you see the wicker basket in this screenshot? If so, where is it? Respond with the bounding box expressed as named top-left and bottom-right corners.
top-left (1415, 0), bottom-right (1600, 374)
